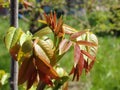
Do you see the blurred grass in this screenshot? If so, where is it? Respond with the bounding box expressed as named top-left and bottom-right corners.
top-left (0, 16), bottom-right (120, 90)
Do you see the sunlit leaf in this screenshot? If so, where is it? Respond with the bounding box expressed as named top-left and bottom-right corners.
top-left (59, 39), bottom-right (72, 55)
top-left (34, 44), bottom-right (59, 79)
top-left (77, 32), bottom-right (98, 60)
top-left (81, 50), bottom-right (95, 61)
top-left (33, 27), bottom-right (52, 38)
top-left (70, 30), bottom-right (88, 40)
top-left (38, 20), bottom-right (47, 24)
top-left (63, 24), bottom-right (77, 34)
top-left (19, 31), bottom-right (32, 46)
top-left (55, 66), bottom-right (68, 77)
top-left (4, 27), bottom-right (17, 50)
top-left (38, 36), bottom-right (54, 61)
top-left (0, 70), bottom-right (9, 86)
top-left (4, 27), bottom-right (23, 51)
top-left (11, 28), bottom-right (23, 47)
top-left (76, 40), bottom-right (97, 47)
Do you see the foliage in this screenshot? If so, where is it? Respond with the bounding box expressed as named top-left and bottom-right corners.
top-left (64, 0), bottom-right (120, 34)
top-left (88, 11), bottom-right (114, 33)
top-left (4, 12), bottom-right (98, 90)
top-left (109, 6), bottom-right (120, 31)
top-left (0, 70), bottom-right (9, 88)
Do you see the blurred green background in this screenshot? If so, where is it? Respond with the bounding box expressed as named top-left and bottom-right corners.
top-left (0, 0), bottom-right (120, 90)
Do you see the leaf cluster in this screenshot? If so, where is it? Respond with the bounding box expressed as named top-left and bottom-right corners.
top-left (4, 12), bottom-right (98, 90)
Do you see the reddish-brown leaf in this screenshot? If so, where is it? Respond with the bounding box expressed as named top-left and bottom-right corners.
top-left (38, 71), bottom-right (53, 86)
top-left (9, 44), bottom-right (20, 60)
top-left (81, 50), bottom-right (95, 61)
top-left (78, 53), bottom-right (84, 76)
top-left (18, 56), bottom-right (36, 84)
top-left (34, 43), bottom-right (59, 80)
top-left (69, 44), bottom-right (84, 81)
top-left (70, 30), bottom-right (88, 40)
top-left (84, 60), bottom-right (89, 73)
top-left (74, 44), bottom-right (81, 66)
top-left (59, 39), bottom-right (72, 55)
top-left (27, 69), bottom-right (37, 90)
top-left (88, 60), bottom-right (95, 71)
top-left (35, 56), bottom-right (59, 79)
top-left (55, 17), bottom-right (63, 34)
top-left (53, 12), bottom-right (57, 26)
top-left (76, 40), bottom-right (97, 47)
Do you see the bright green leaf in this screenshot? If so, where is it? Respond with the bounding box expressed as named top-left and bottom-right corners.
top-left (33, 27), bottom-right (52, 38)
top-left (4, 27), bottom-right (16, 50)
top-left (4, 27), bottom-right (23, 50)
top-left (38, 36), bottom-right (54, 61)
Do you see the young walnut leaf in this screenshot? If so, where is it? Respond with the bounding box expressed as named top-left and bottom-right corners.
top-left (18, 56), bottom-right (35, 85)
top-left (77, 32), bottom-right (98, 73)
top-left (4, 27), bottom-right (23, 50)
top-left (21, 40), bottom-right (33, 54)
top-left (63, 24), bottom-right (77, 34)
top-left (69, 31), bottom-right (98, 80)
top-left (69, 44), bottom-right (84, 81)
top-left (38, 36), bottom-right (54, 61)
top-left (26, 65), bottom-right (37, 90)
top-left (19, 31), bottom-right (32, 46)
top-left (34, 43), bottom-right (50, 63)
top-left (33, 43), bottom-right (59, 82)
top-left (59, 39), bottom-right (72, 55)
top-left (33, 27), bottom-right (52, 38)
top-left (9, 44), bottom-right (20, 60)
top-left (44, 12), bottom-right (64, 37)
top-left (70, 30), bottom-right (88, 40)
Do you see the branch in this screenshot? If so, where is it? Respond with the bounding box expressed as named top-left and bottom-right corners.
top-left (10, 0), bottom-right (18, 90)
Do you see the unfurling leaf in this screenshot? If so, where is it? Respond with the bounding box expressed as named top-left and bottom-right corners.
top-left (38, 36), bottom-right (54, 60)
top-left (27, 68), bottom-right (37, 90)
top-left (19, 31), bottom-right (32, 46)
top-left (59, 39), bottom-right (72, 55)
top-left (69, 44), bottom-right (84, 81)
top-left (34, 43), bottom-right (59, 83)
top-left (34, 42), bottom-right (50, 63)
top-left (4, 27), bottom-right (23, 50)
top-left (18, 56), bottom-right (35, 85)
top-left (77, 32), bottom-right (98, 60)
top-left (44, 12), bottom-right (64, 37)
top-left (21, 40), bottom-right (33, 53)
top-left (55, 66), bottom-right (68, 77)
top-left (74, 44), bottom-right (81, 67)
top-left (33, 27), bottom-right (52, 38)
